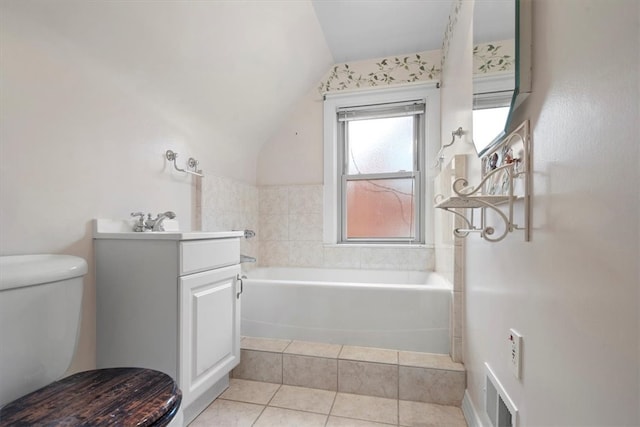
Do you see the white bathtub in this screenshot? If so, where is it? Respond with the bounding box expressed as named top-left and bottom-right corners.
top-left (241, 267), bottom-right (452, 354)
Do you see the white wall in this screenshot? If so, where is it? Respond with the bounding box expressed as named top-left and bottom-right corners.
top-left (256, 48), bottom-right (443, 186)
top-left (257, 88), bottom-right (325, 186)
top-left (439, 0), bottom-right (475, 165)
top-left (0, 0), bottom-right (331, 374)
top-left (437, 0), bottom-right (475, 364)
top-left (0, 6), bottom-right (198, 372)
top-left (464, 1), bottom-right (640, 425)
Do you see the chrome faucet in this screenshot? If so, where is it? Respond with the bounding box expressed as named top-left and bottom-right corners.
top-left (240, 254), bottom-right (257, 263)
top-left (130, 212), bottom-right (146, 232)
top-left (131, 211), bottom-right (176, 232)
top-left (149, 211), bottom-right (176, 231)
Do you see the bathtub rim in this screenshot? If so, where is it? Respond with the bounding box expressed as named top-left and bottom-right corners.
top-left (243, 267), bottom-right (453, 291)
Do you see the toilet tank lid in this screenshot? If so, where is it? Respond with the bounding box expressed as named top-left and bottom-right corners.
top-left (0, 254), bottom-right (88, 291)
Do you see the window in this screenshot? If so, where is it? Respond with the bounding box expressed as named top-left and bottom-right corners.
top-left (473, 106), bottom-right (510, 143)
top-left (472, 91), bottom-right (512, 153)
top-left (472, 73), bottom-right (516, 155)
top-left (338, 102), bottom-right (424, 243)
top-left (323, 84), bottom-right (440, 246)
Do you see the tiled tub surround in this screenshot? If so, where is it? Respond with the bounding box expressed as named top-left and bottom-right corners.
top-left (258, 185), bottom-right (435, 270)
top-left (241, 268), bottom-right (452, 354)
top-left (434, 156), bottom-right (467, 363)
top-left (201, 175), bottom-right (259, 269)
top-left (200, 181), bottom-right (434, 271)
top-left (232, 337), bottom-right (465, 407)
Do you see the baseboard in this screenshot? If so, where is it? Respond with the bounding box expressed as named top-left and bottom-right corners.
top-left (462, 389), bottom-right (483, 427)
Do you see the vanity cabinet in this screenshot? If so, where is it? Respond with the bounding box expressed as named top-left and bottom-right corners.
top-left (94, 227), bottom-right (244, 425)
top-left (179, 263), bottom-right (239, 408)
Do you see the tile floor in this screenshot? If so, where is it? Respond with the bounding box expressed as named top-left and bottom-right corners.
top-left (189, 378), bottom-right (467, 427)
top-left (233, 338), bottom-right (466, 407)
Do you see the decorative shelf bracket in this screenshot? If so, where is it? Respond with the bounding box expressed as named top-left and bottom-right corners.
top-left (435, 120), bottom-right (531, 242)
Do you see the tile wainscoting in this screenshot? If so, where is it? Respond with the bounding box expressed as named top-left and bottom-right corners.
top-left (201, 175), bottom-right (259, 269)
top-left (201, 180), bottom-right (434, 271)
top-left (258, 184), bottom-right (435, 271)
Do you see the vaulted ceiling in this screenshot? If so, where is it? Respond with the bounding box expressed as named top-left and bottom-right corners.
top-left (3, 0), bottom-right (513, 182)
top-left (313, 0), bottom-right (515, 63)
top-left (311, 0), bottom-right (453, 63)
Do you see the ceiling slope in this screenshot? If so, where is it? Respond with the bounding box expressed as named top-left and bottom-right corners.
top-left (3, 0), bottom-right (333, 182)
top-left (311, 0), bottom-right (453, 63)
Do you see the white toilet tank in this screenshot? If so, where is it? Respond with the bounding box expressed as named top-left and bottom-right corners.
top-left (0, 254), bottom-right (87, 407)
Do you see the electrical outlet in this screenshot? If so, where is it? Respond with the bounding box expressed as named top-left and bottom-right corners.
top-left (508, 329), bottom-right (523, 379)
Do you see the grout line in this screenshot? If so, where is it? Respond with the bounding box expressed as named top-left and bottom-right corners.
top-left (267, 401), bottom-right (334, 417)
top-left (327, 390), bottom-right (339, 424)
top-left (338, 358), bottom-right (399, 367)
top-left (251, 404), bottom-right (268, 427)
top-left (325, 413), bottom-right (398, 426)
top-left (251, 382), bottom-right (282, 427)
top-left (265, 383), bottom-right (282, 407)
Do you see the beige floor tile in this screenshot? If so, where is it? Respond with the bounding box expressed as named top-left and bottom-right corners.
top-left (340, 346), bottom-right (398, 364)
top-left (284, 340), bottom-right (342, 358)
top-left (218, 379), bottom-right (281, 405)
top-left (326, 416), bottom-right (397, 426)
top-left (233, 349), bottom-right (283, 383)
top-left (283, 354), bottom-right (338, 391)
top-left (188, 399), bottom-right (264, 427)
top-left (399, 366), bottom-right (465, 406)
top-left (398, 351), bottom-right (464, 372)
top-left (399, 400), bottom-right (467, 427)
top-left (331, 393), bottom-right (398, 425)
top-left (270, 385), bottom-right (336, 414)
top-left (253, 407), bottom-right (327, 427)
top-left (241, 336), bottom-right (291, 352)
top-left (338, 360), bottom-right (399, 399)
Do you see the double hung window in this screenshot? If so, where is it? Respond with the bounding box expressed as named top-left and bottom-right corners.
top-left (337, 101), bottom-right (425, 243)
top-left (323, 83), bottom-right (439, 246)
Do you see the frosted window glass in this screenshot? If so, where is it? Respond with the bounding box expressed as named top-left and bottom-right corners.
top-left (346, 116), bottom-right (414, 174)
top-left (346, 178), bottom-right (415, 239)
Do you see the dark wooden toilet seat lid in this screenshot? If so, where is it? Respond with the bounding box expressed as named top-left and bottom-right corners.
top-left (0, 367), bottom-right (182, 426)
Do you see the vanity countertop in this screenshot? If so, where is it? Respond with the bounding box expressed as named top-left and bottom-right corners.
top-left (93, 219), bottom-right (244, 240)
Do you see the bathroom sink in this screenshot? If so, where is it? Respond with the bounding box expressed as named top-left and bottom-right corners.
top-left (93, 219), bottom-right (244, 240)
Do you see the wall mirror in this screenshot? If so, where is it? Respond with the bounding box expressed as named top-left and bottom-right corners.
top-left (472, 0), bottom-right (532, 157)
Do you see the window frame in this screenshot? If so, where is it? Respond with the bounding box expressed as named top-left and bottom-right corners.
top-left (338, 105), bottom-right (424, 243)
top-left (323, 83), bottom-right (440, 246)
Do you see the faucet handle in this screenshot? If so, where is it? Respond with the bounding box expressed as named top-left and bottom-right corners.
top-left (130, 212), bottom-right (146, 232)
top-left (160, 211), bottom-right (177, 219)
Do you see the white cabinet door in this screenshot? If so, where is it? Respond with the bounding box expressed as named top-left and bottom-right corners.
top-left (179, 264), bottom-right (241, 407)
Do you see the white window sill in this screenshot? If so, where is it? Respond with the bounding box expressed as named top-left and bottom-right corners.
top-left (323, 243), bottom-right (434, 249)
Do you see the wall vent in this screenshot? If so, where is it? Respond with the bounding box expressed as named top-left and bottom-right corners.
top-left (485, 363), bottom-right (518, 427)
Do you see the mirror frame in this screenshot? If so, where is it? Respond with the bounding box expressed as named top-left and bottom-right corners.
top-left (475, 0), bottom-right (532, 158)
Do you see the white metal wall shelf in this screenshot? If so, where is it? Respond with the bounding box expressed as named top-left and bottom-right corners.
top-left (435, 120), bottom-right (531, 242)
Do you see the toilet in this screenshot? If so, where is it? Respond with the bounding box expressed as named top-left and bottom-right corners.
top-left (0, 254), bottom-right (181, 426)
